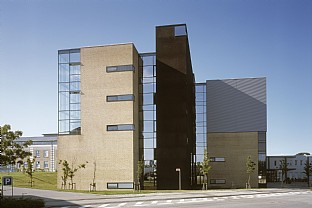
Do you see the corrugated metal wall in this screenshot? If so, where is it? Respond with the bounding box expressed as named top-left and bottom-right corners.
top-left (206, 77), bottom-right (267, 132)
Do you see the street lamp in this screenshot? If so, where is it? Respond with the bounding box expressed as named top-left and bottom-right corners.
top-left (176, 168), bottom-right (181, 190)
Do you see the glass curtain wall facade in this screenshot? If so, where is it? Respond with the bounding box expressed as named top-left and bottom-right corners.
top-left (195, 83), bottom-right (207, 185)
top-left (58, 49), bottom-right (81, 135)
top-left (258, 132), bottom-right (267, 187)
top-left (139, 53), bottom-right (157, 189)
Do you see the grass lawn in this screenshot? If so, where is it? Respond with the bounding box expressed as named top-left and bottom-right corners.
top-left (0, 172), bottom-right (200, 194)
top-left (0, 172), bottom-right (57, 190)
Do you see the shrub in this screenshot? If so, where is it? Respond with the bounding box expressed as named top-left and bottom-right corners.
top-left (0, 197), bottom-right (45, 208)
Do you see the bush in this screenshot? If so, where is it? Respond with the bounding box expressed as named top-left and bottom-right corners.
top-left (0, 197), bottom-right (44, 208)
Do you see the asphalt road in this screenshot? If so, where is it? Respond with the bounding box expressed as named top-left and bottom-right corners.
top-left (3, 187), bottom-right (312, 208)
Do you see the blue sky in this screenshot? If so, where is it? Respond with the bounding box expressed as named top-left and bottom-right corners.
top-left (0, 0), bottom-right (311, 155)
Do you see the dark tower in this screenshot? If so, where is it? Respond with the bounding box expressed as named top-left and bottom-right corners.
top-left (156, 24), bottom-right (196, 189)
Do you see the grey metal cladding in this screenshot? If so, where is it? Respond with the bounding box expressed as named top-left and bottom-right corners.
top-left (206, 77), bottom-right (267, 132)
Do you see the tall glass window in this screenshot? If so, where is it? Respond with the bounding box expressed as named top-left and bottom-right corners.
top-left (195, 83), bottom-right (207, 185)
top-left (58, 49), bottom-right (81, 135)
top-left (139, 53), bottom-right (157, 190)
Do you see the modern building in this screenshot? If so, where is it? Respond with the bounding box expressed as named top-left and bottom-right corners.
top-left (58, 24), bottom-right (195, 190)
top-left (57, 24), bottom-right (267, 190)
top-left (196, 78), bottom-right (267, 188)
top-left (267, 153), bottom-right (312, 183)
top-left (8, 135), bottom-right (57, 172)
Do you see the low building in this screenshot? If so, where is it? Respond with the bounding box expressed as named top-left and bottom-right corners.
top-left (267, 153), bottom-right (312, 183)
top-left (15, 135), bottom-right (57, 172)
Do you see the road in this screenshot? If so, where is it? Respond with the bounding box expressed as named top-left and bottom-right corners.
top-left (3, 187), bottom-right (312, 207)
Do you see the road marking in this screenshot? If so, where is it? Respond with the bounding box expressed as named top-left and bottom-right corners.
top-left (78, 191), bottom-right (312, 208)
top-left (98, 204), bottom-right (110, 207)
top-left (157, 200), bottom-right (173, 205)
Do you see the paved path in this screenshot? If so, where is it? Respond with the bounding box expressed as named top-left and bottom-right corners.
top-left (2, 187), bottom-right (311, 207)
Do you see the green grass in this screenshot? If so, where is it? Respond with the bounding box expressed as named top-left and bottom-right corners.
top-left (0, 172), bottom-right (57, 190)
top-left (0, 172), bottom-right (202, 195)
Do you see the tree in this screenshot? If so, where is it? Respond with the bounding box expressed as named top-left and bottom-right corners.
top-left (303, 158), bottom-right (312, 187)
top-left (200, 149), bottom-right (212, 190)
top-left (26, 157), bottom-right (35, 187)
top-left (0, 124), bottom-right (32, 167)
top-left (136, 158), bottom-right (144, 191)
top-left (246, 155), bottom-right (256, 189)
top-left (59, 159), bottom-right (86, 189)
top-left (279, 159), bottom-right (288, 186)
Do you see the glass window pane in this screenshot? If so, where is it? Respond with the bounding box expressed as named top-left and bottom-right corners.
top-left (70, 110), bottom-right (80, 119)
top-left (144, 149), bottom-right (154, 160)
top-left (118, 183), bottom-right (133, 189)
top-left (59, 120), bottom-right (69, 133)
top-left (196, 155), bottom-right (203, 163)
top-left (142, 55), bottom-right (154, 66)
top-left (59, 92), bottom-right (69, 110)
top-left (143, 93), bottom-right (153, 105)
top-left (142, 105), bottom-right (154, 111)
top-left (59, 52), bottom-right (69, 63)
top-left (70, 82), bottom-right (80, 91)
top-left (144, 139), bottom-right (154, 148)
top-left (143, 66), bottom-right (153, 77)
top-left (143, 111), bottom-right (154, 121)
top-left (70, 52), bottom-right (80, 63)
top-left (175, 25), bottom-right (187, 36)
top-left (70, 93), bottom-right (80, 103)
top-left (118, 124), bottom-right (134, 131)
top-left (59, 64), bottom-right (69, 82)
top-left (70, 103), bottom-right (80, 111)
top-left (70, 65), bottom-right (80, 75)
top-left (143, 121), bottom-right (154, 132)
top-left (59, 111), bottom-right (69, 120)
top-left (107, 183), bottom-right (118, 189)
top-left (141, 77), bottom-right (154, 84)
top-left (142, 132), bottom-right (154, 139)
top-left (143, 83), bottom-right (155, 93)
top-left (59, 83), bottom-right (69, 91)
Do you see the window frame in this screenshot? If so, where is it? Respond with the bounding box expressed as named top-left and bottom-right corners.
top-left (106, 65), bottom-right (135, 73)
top-left (107, 94), bottom-right (135, 102)
top-left (107, 124), bottom-right (135, 131)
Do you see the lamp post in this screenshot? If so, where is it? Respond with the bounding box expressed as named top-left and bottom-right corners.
top-left (176, 168), bottom-right (181, 190)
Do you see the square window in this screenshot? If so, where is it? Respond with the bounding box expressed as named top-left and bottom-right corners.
top-left (175, 25), bottom-right (187, 36)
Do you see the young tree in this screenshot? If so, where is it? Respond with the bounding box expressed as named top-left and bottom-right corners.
top-left (200, 149), bottom-right (212, 190)
top-left (26, 157), bottom-right (35, 187)
top-left (0, 124), bottom-right (32, 167)
top-left (59, 160), bottom-right (86, 189)
top-left (59, 160), bottom-right (70, 189)
top-left (246, 155), bottom-right (256, 189)
top-left (303, 158), bottom-right (312, 187)
top-left (279, 159), bottom-right (288, 186)
top-left (136, 158), bottom-right (144, 191)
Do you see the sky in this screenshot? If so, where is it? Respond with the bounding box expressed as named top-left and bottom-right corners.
top-left (0, 0), bottom-right (311, 156)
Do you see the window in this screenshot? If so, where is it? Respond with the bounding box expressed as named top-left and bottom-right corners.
top-left (174, 25), bottom-right (187, 36)
top-left (107, 182), bottom-right (134, 189)
top-left (44, 161), bottom-right (49, 169)
top-left (210, 157), bottom-right (225, 162)
top-left (274, 161), bottom-right (277, 166)
top-left (210, 179), bottom-right (226, 184)
top-left (35, 150), bottom-right (40, 158)
top-left (107, 94), bottom-right (134, 102)
top-left (300, 160), bottom-right (303, 165)
top-left (106, 65), bottom-right (134, 72)
top-left (44, 150), bottom-right (49, 158)
top-left (107, 124), bottom-right (135, 131)
top-left (36, 161), bottom-right (40, 169)
top-left (295, 160), bottom-right (297, 165)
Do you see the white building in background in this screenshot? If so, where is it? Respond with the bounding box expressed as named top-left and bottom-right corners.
top-left (15, 135), bottom-right (58, 172)
top-left (267, 153), bottom-right (312, 183)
